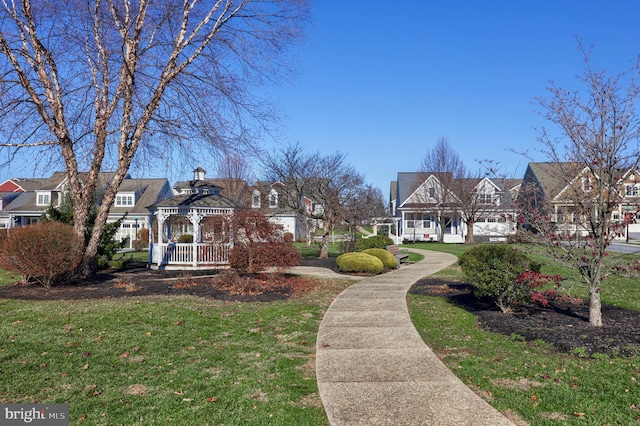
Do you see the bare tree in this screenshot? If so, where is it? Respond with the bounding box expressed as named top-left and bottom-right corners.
top-left (519, 43), bottom-right (640, 326)
top-left (0, 0), bottom-right (308, 277)
top-left (413, 137), bottom-right (467, 241)
top-left (214, 151), bottom-right (256, 203)
top-left (263, 144), bottom-right (365, 258)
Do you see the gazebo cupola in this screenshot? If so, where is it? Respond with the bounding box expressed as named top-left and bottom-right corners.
top-left (146, 169), bottom-right (241, 270)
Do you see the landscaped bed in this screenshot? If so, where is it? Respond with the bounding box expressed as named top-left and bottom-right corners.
top-left (408, 273), bottom-right (640, 425)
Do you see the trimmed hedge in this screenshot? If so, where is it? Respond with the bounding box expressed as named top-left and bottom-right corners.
top-left (363, 248), bottom-right (398, 269)
top-left (336, 252), bottom-right (384, 274)
top-left (354, 235), bottom-right (394, 251)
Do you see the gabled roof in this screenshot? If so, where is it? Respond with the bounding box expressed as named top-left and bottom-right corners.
top-left (0, 172), bottom-right (170, 217)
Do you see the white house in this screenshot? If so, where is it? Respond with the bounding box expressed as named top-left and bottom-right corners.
top-left (390, 172), bottom-right (519, 243)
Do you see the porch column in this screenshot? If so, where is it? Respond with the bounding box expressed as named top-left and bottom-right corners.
top-left (187, 210), bottom-right (204, 267)
top-left (148, 212), bottom-right (154, 265)
top-left (156, 211), bottom-right (170, 268)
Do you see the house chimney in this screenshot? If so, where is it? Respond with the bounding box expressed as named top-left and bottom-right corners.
top-left (193, 167), bottom-right (206, 181)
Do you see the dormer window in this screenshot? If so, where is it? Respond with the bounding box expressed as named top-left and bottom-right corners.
top-left (252, 190), bottom-right (261, 208)
top-left (269, 189), bottom-right (278, 208)
top-left (115, 193), bottom-right (134, 207)
top-left (36, 191), bottom-right (51, 206)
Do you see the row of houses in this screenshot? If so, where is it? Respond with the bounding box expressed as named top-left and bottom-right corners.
top-left (389, 162), bottom-right (640, 243)
top-left (0, 167), bottom-right (312, 269)
top-left (4, 160), bottom-right (639, 268)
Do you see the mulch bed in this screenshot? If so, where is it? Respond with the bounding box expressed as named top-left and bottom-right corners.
top-left (410, 277), bottom-right (640, 357)
top-left (0, 260), bottom-right (339, 303)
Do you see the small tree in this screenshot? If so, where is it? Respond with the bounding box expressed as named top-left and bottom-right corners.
top-left (0, 222), bottom-right (83, 289)
top-left (228, 209), bottom-right (300, 273)
top-left (519, 42), bottom-right (640, 326)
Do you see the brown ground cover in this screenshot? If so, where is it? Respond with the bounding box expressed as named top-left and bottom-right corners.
top-left (410, 277), bottom-right (640, 357)
top-left (0, 259), bottom-right (334, 303)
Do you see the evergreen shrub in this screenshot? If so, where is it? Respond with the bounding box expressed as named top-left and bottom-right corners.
top-left (336, 252), bottom-right (384, 274)
top-left (363, 248), bottom-right (398, 269)
top-left (354, 235), bottom-right (394, 251)
top-left (458, 244), bottom-right (541, 313)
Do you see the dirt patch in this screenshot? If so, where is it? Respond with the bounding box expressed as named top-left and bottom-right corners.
top-left (410, 278), bottom-right (640, 357)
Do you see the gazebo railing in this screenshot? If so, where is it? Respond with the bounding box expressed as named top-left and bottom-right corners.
top-left (153, 242), bottom-right (231, 266)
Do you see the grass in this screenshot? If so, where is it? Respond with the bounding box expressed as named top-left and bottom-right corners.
top-left (293, 242), bottom-right (342, 259)
top-left (408, 244), bottom-right (640, 425)
top-left (0, 279), bottom-right (353, 425)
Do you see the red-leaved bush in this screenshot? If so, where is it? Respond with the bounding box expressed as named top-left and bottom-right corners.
top-left (0, 221), bottom-right (84, 289)
top-left (516, 270), bottom-right (563, 307)
top-left (228, 209), bottom-right (301, 273)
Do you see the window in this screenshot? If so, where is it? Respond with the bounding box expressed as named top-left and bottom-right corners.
top-left (405, 213), bottom-right (431, 229)
top-left (115, 194), bottom-right (134, 207)
top-left (252, 190), bottom-right (261, 208)
top-left (582, 178), bottom-right (592, 192)
top-left (626, 185), bottom-right (639, 197)
top-left (479, 193), bottom-right (493, 204)
top-left (269, 189), bottom-right (278, 208)
top-left (428, 187), bottom-right (435, 198)
top-left (36, 192), bottom-right (50, 206)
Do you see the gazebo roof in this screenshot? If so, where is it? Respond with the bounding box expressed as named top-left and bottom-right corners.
top-left (148, 192), bottom-right (241, 209)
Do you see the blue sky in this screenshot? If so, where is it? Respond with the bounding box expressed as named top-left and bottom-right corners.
top-left (2, 1), bottom-right (640, 200)
top-left (267, 0), bottom-right (640, 197)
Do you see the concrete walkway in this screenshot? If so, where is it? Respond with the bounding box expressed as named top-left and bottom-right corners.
top-left (310, 248), bottom-right (515, 426)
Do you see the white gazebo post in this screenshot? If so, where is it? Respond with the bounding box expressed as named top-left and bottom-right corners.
top-left (188, 210), bottom-right (203, 267)
top-left (155, 211), bottom-right (170, 268)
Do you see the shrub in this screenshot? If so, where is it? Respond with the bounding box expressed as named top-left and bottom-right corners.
top-left (354, 235), bottom-right (394, 251)
top-left (0, 222), bottom-right (84, 289)
top-left (336, 252), bottom-right (384, 274)
top-left (458, 244), bottom-right (541, 313)
top-left (134, 228), bottom-right (149, 251)
top-left (229, 210), bottom-right (301, 273)
top-left (177, 234), bottom-right (194, 243)
top-left (363, 248), bottom-right (398, 269)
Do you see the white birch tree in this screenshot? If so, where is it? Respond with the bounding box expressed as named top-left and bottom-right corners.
top-left (0, 0), bottom-right (308, 276)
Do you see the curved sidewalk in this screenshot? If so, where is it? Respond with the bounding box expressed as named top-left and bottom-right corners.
top-left (314, 249), bottom-right (515, 426)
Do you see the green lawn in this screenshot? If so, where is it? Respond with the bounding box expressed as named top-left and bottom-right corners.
top-left (408, 243), bottom-right (640, 425)
top-left (0, 278), bottom-right (353, 425)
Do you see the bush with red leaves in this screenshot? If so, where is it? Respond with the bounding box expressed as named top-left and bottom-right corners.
top-left (229, 209), bottom-right (301, 273)
top-left (0, 221), bottom-right (84, 289)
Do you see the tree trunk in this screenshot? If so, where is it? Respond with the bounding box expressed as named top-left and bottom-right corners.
top-left (465, 220), bottom-right (475, 244)
top-left (589, 285), bottom-right (603, 326)
top-left (319, 232), bottom-right (329, 259)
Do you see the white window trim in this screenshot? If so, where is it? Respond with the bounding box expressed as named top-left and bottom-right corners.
top-left (115, 193), bottom-right (135, 207)
top-left (36, 191), bottom-right (51, 206)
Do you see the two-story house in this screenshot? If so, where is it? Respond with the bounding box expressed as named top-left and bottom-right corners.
top-left (390, 171), bottom-right (519, 243)
top-left (0, 172), bottom-right (173, 249)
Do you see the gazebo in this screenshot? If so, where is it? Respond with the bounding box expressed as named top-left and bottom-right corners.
top-left (147, 168), bottom-right (241, 270)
